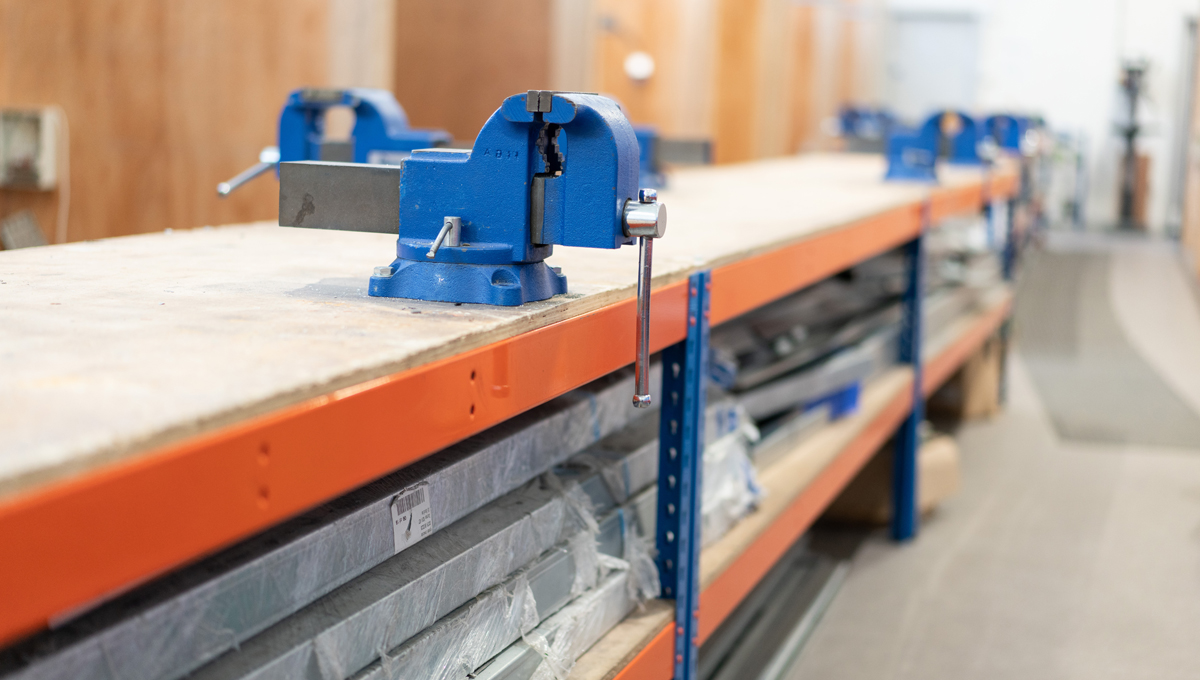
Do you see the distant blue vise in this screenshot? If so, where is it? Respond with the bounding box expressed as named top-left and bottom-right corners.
top-left (884, 110), bottom-right (983, 182)
top-left (838, 106), bottom-right (896, 141)
top-left (634, 125), bottom-right (666, 189)
top-left (217, 87), bottom-right (451, 196)
top-left (277, 88), bottom-right (451, 165)
top-left (983, 114), bottom-right (1029, 154)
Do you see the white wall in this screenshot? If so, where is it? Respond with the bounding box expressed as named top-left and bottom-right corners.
top-left (886, 0), bottom-right (1199, 231)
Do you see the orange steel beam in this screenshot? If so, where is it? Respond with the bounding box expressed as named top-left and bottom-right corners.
top-left (923, 296), bottom-right (1012, 397)
top-left (710, 204), bottom-right (923, 325)
top-left (0, 283), bottom-right (690, 646)
top-left (930, 183), bottom-right (983, 223)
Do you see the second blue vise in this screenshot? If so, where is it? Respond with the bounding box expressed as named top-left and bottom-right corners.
top-left (278, 88), bottom-right (452, 165)
top-left (885, 110), bottom-right (983, 182)
top-left (218, 87), bottom-right (451, 196)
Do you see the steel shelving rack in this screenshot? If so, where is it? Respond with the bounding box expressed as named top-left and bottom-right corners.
top-left (0, 156), bottom-right (1021, 680)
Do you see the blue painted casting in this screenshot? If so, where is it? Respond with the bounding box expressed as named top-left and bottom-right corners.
top-left (370, 91), bottom-right (641, 305)
top-left (277, 88), bottom-right (451, 165)
top-left (984, 114), bottom-right (1028, 153)
top-left (634, 124), bottom-right (666, 189)
top-left (805, 382), bottom-right (862, 420)
top-left (838, 106), bottom-right (896, 141)
top-left (657, 271), bottom-right (711, 680)
top-left (885, 110), bottom-right (984, 182)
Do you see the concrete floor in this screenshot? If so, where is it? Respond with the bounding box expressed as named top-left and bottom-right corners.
top-left (789, 235), bottom-right (1200, 679)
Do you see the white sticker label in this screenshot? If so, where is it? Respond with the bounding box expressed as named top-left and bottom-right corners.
top-left (390, 484), bottom-right (433, 554)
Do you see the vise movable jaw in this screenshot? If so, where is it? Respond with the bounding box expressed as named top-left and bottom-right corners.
top-left (279, 91), bottom-right (667, 407)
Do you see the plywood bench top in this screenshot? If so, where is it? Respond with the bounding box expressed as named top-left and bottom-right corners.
top-left (0, 153), bottom-right (992, 500)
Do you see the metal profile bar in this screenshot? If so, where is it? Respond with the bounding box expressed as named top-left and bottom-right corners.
top-left (891, 207), bottom-right (927, 542)
top-left (657, 270), bottom-right (711, 680)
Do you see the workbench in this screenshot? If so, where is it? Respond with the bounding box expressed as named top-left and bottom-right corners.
top-left (0, 153), bottom-right (1018, 660)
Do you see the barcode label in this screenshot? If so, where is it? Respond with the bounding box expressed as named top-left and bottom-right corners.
top-left (393, 487), bottom-right (425, 515)
top-left (390, 483), bottom-right (433, 555)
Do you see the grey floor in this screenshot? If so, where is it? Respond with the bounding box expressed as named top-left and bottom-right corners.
top-left (789, 233), bottom-right (1200, 679)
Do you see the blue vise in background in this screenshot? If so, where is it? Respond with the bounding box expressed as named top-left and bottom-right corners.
top-left (884, 110), bottom-right (983, 182)
top-left (983, 114), bottom-right (1030, 154)
top-left (217, 87), bottom-right (451, 196)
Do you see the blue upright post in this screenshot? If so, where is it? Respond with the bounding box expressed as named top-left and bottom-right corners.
top-left (1003, 196), bottom-right (1017, 281)
top-left (892, 208), bottom-right (926, 541)
top-left (656, 270), bottom-right (710, 680)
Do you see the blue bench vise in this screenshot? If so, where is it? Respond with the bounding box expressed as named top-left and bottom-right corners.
top-left (884, 110), bottom-right (983, 182)
top-left (634, 124), bottom-right (666, 189)
top-left (278, 90), bottom-right (667, 407)
top-left (216, 87), bottom-right (451, 196)
top-left (984, 114), bottom-right (1030, 154)
top-left (838, 106), bottom-right (896, 141)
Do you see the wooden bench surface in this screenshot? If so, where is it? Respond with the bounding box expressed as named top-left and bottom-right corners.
top-left (0, 153), bottom-right (986, 501)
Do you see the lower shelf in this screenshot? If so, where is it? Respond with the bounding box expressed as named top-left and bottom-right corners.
top-left (571, 290), bottom-right (1012, 680)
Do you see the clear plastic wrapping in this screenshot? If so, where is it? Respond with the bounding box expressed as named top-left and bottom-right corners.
top-left (702, 416), bottom-right (764, 546)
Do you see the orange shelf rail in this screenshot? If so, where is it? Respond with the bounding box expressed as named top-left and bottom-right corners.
top-left (0, 165), bottom-right (1018, 647)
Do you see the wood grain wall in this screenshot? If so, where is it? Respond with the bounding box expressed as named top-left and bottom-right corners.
top-left (392, 0), bottom-right (553, 141)
top-left (0, 1), bottom-right (329, 244)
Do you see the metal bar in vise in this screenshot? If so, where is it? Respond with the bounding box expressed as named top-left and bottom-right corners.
top-left (278, 161), bottom-right (400, 234)
top-left (656, 270), bottom-right (711, 680)
top-left (891, 206), bottom-right (926, 542)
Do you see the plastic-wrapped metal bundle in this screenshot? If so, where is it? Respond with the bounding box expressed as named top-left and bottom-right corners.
top-left (464, 423), bottom-right (763, 680)
top-left (0, 366), bottom-right (658, 680)
top-left (191, 396), bottom-right (757, 680)
top-left (182, 416), bottom-right (667, 680)
top-left (353, 490), bottom-right (661, 680)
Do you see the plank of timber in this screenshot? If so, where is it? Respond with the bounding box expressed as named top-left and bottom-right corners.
top-left (571, 367), bottom-right (914, 680)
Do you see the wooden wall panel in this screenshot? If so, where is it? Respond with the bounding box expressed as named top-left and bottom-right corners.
top-left (712, 0), bottom-right (765, 164)
top-left (787, 5), bottom-right (818, 154)
top-left (593, 0), bottom-right (683, 133)
top-left (0, 1), bottom-right (329, 244)
top-left (392, 0), bottom-right (553, 142)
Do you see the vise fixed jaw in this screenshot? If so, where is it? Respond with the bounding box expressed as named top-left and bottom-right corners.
top-left (280, 90), bottom-right (667, 407)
